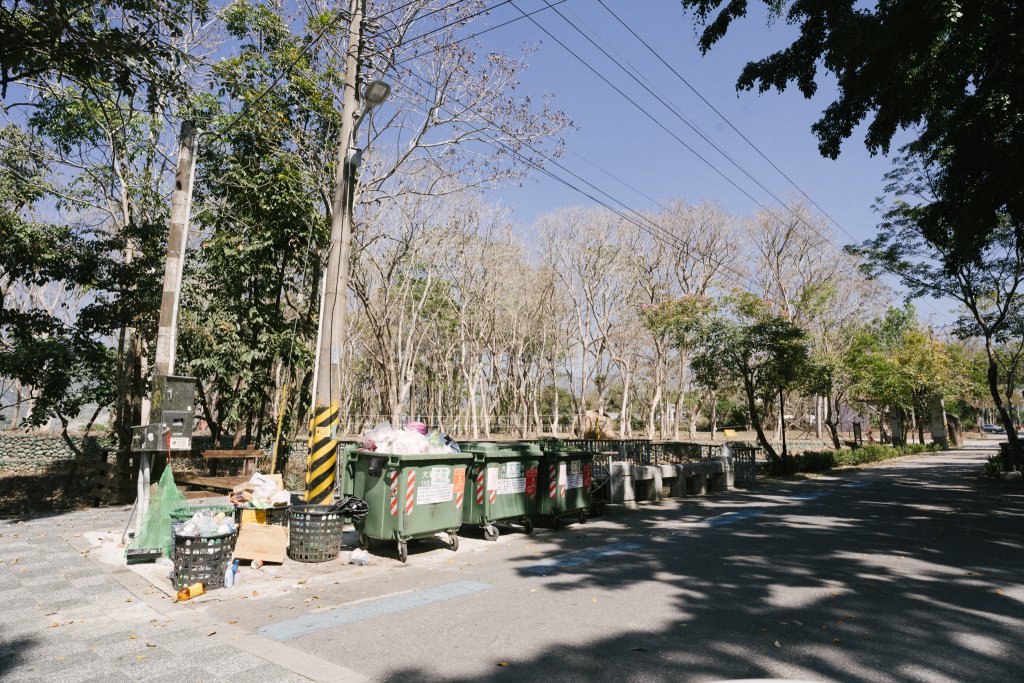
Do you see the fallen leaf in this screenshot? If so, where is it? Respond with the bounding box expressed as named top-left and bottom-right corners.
top-left (791, 620), bottom-right (803, 626)
top-left (759, 628), bottom-right (768, 632)
top-left (497, 661), bottom-right (510, 667)
top-left (529, 588), bottom-right (537, 593)
top-left (680, 624), bottom-right (688, 627)
top-left (630, 647), bottom-right (648, 653)
top-left (55, 657), bottom-right (65, 661)
top-left (129, 635), bottom-right (138, 640)
top-left (136, 655), bottom-right (146, 660)
top-left (207, 631), bottom-right (217, 637)
top-left (228, 620), bottom-right (238, 624)
top-left (251, 591), bottom-right (259, 597)
top-left (832, 638), bottom-right (842, 644)
top-left (592, 598), bottom-right (597, 604)
top-left (774, 640), bottom-right (781, 648)
top-left (146, 642), bottom-right (156, 648)
top-left (49, 623), bottom-right (62, 629)
top-left (995, 588), bottom-right (1005, 595)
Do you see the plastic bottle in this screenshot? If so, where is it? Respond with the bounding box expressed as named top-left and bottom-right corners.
top-left (232, 560), bottom-right (241, 587)
top-left (175, 582), bottom-right (205, 601)
top-left (224, 564), bottom-right (234, 588)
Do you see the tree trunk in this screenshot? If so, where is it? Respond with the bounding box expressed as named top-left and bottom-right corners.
top-left (744, 375), bottom-right (779, 463)
top-left (985, 336), bottom-right (1022, 468)
top-left (824, 393), bottom-right (842, 449)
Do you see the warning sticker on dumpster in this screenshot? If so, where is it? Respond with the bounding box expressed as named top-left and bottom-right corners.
top-left (504, 462), bottom-right (522, 478)
top-left (418, 467), bottom-right (454, 505)
top-left (487, 466), bottom-right (499, 491)
top-left (525, 468), bottom-right (538, 496)
top-left (453, 467), bottom-right (465, 492)
top-left (497, 476), bottom-right (526, 495)
top-left (566, 461), bottom-right (583, 489)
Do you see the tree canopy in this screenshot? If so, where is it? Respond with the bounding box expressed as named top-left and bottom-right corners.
top-left (679, 0), bottom-right (1024, 262)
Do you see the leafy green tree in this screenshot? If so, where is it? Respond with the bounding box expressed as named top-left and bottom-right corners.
top-left (176, 0), bottom-right (335, 449)
top-left (679, 0), bottom-right (1023, 260)
top-left (0, 0), bottom-right (208, 100)
top-left (692, 293), bottom-right (812, 470)
top-left (853, 151), bottom-right (1024, 460)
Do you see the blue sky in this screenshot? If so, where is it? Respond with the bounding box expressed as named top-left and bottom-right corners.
top-left (475, 0), bottom-right (891, 234)
top-left (452, 0), bottom-right (953, 323)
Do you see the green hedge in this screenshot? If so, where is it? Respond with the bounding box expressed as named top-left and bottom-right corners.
top-left (779, 443), bottom-right (942, 475)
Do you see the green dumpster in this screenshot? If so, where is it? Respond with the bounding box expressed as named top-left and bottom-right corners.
top-left (339, 443), bottom-right (357, 498)
top-left (351, 449), bottom-right (470, 563)
top-left (534, 449), bottom-right (595, 529)
top-left (460, 442), bottom-right (543, 540)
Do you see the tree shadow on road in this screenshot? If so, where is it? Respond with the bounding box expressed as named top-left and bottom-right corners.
top-left (378, 457), bottom-right (1023, 682)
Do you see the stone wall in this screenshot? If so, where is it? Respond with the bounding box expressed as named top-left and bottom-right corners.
top-left (0, 434), bottom-right (107, 472)
top-left (0, 432), bottom-right (313, 473)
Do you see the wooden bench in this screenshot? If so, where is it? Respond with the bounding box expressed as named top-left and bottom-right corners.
top-left (174, 474), bottom-right (249, 492)
top-left (202, 449), bottom-right (261, 476)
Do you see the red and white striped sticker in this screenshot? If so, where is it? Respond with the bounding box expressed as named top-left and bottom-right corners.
top-left (487, 466), bottom-right (498, 504)
top-left (405, 469), bottom-right (416, 515)
top-left (558, 463), bottom-right (567, 498)
top-left (389, 470), bottom-right (399, 517)
top-left (549, 464), bottom-right (557, 499)
top-left (454, 467), bottom-right (465, 509)
top-left (475, 466), bottom-right (485, 505)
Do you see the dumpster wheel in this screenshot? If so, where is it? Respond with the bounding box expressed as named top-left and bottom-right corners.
top-left (358, 533), bottom-right (370, 550)
top-left (483, 524), bottom-right (499, 542)
top-left (578, 510), bottom-right (589, 525)
top-left (448, 531), bottom-right (460, 551)
top-left (552, 515), bottom-right (562, 530)
top-left (523, 518), bottom-right (534, 535)
top-left (396, 540), bottom-right (408, 563)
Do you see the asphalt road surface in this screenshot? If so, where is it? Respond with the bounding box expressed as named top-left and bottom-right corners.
top-left (3, 444), bottom-right (1021, 682)
top-left (211, 445), bottom-right (1023, 682)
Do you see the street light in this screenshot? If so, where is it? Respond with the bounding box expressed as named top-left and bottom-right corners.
top-left (362, 79), bottom-right (391, 107)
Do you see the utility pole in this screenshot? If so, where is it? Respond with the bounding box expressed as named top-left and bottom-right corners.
top-left (153, 120), bottom-right (198, 381)
top-left (135, 120), bottom-right (197, 534)
top-left (307, 0), bottom-right (365, 504)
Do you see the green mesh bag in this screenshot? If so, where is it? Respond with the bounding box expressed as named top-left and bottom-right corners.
top-left (128, 465), bottom-right (185, 558)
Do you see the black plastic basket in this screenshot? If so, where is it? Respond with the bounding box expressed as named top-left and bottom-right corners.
top-left (288, 504), bottom-right (344, 563)
top-left (234, 505), bottom-right (291, 527)
top-left (171, 528), bottom-right (238, 589)
top-left (169, 504), bottom-right (235, 522)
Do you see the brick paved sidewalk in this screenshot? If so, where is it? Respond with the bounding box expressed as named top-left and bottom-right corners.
top-left (0, 507), bottom-right (309, 682)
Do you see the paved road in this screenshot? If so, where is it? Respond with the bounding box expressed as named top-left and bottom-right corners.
top-left (3, 445), bottom-right (1021, 682)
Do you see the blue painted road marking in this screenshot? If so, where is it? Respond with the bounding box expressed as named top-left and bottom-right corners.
top-left (791, 491), bottom-right (830, 501)
top-left (257, 580), bottom-right (491, 641)
top-left (522, 542), bottom-right (645, 576)
top-left (704, 509), bottom-right (765, 526)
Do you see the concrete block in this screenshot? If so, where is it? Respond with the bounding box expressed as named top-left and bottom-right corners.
top-left (609, 461), bottom-right (637, 509)
top-left (714, 455), bottom-right (735, 490)
top-left (632, 465), bottom-right (663, 502)
top-left (686, 472), bottom-right (709, 495)
top-left (659, 463), bottom-right (683, 497)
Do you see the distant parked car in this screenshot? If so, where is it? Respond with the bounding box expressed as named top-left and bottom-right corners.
top-left (981, 423), bottom-right (1006, 434)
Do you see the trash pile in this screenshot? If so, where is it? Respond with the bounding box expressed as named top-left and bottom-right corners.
top-left (359, 420), bottom-right (460, 454)
top-left (175, 509), bottom-right (237, 537)
top-left (230, 472), bottom-right (291, 508)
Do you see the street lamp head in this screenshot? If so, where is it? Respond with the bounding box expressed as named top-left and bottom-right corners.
top-left (362, 80), bottom-right (391, 107)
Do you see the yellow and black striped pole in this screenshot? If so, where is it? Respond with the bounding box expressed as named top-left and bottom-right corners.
top-left (306, 402), bottom-right (339, 503)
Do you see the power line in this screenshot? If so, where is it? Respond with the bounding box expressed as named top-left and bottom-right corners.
top-left (594, 0), bottom-right (854, 237)
top-left (521, 0), bottom-right (946, 319)
top-left (381, 0), bottom-right (569, 69)
top-left (370, 62), bottom-right (774, 300)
